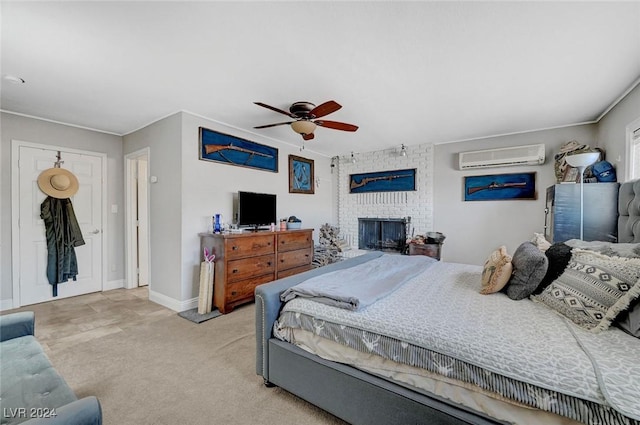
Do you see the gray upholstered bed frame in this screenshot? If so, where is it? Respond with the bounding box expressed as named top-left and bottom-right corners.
top-left (617, 180), bottom-right (640, 243)
top-left (255, 252), bottom-right (505, 424)
top-left (255, 179), bottom-right (640, 425)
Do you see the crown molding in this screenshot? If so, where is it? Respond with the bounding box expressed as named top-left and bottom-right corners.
top-left (0, 109), bottom-right (121, 136)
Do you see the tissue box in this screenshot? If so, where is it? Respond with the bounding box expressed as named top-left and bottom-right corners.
top-left (286, 222), bottom-right (302, 230)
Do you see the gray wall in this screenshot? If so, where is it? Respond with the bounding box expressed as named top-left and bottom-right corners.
top-left (597, 84), bottom-right (640, 180)
top-left (123, 113), bottom-right (183, 302)
top-left (123, 112), bottom-right (334, 306)
top-left (433, 124), bottom-right (597, 265)
top-left (432, 84), bottom-right (638, 267)
top-left (0, 112), bottom-right (124, 306)
top-left (179, 113), bottom-right (334, 303)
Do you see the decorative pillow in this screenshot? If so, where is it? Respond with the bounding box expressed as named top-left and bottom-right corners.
top-left (533, 242), bottom-right (573, 295)
top-left (615, 298), bottom-right (640, 338)
top-left (532, 249), bottom-right (640, 332)
top-left (505, 242), bottom-right (548, 300)
top-left (530, 233), bottom-right (551, 252)
top-left (565, 239), bottom-right (640, 259)
top-left (480, 246), bottom-right (512, 295)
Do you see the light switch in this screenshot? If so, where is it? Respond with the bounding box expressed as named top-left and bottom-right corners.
top-left (111, 204), bottom-right (118, 213)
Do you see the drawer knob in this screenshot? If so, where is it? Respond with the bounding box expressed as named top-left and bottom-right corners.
top-left (267, 261), bottom-right (272, 266)
top-left (231, 291), bottom-right (237, 296)
top-left (232, 246), bottom-right (238, 251)
top-left (232, 269), bottom-right (239, 274)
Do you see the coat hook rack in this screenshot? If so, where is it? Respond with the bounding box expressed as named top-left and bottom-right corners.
top-left (54, 151), bottom-right (64, 168)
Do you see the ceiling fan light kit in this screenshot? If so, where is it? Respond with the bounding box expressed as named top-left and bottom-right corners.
top-left (254, 100), bottom-right (358, 141)
top-left (290, 120), bottom-right (317, 136)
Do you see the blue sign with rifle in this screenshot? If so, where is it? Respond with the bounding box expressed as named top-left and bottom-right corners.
top-left (464, 172), bottom-right (536, 201)
top-left (349, 169), bottom-right (416, 193)
top-left (199, 127), bottom-right (278, 172)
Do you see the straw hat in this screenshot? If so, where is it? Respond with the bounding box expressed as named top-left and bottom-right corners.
top-left (37, 168), bottom-right (79, 199)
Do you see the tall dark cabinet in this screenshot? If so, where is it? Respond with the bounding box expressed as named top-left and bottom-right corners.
top-left (544, 183), bottom-right (619, 243)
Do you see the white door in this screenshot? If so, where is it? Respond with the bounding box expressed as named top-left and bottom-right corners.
top-left (18, 146), bottom-right (103, 306)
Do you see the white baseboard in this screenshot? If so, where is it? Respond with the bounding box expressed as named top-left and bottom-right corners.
top-left (182, 297), bottom-right (198, 311)
top-left (148, 288), bottom-right (198, 312)
top-left (1, 285), bottom-right (197, 313)
top-left (104, 279), bottom-right (125, 291)
top-left (0, 298), bottom-right (14, 312)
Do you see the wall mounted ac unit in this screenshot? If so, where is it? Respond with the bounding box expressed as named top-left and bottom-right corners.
top-left (458, 144), bottom-right (545, 170)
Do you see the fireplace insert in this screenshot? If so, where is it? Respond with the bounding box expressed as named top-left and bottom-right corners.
top-left (358, 218), bottom-right (408, 253)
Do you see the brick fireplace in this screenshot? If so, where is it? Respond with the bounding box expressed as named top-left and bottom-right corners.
top-left (336, 143), bottom-right (434, 251)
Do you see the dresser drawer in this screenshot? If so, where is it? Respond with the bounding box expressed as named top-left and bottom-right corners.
top-left (278, 247), bottom-right (313, 271)
top-left (227, 254), bottom-right (275, 282)
top-left (226, 235), bottom-right (274, 260)
top-left (277, 231), bottom-right (312, 252)
top-left (224, 274), bottom-right (274, 304)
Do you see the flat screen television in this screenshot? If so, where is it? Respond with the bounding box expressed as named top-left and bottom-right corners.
top-left (237, 191), bottom-right (277, 230)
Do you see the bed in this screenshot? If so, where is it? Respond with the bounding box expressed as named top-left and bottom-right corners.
top-left (255, 180), bottom-right (640, 425)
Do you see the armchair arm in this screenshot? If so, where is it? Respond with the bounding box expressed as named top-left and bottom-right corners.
top-left (23, 397), bottom-right (102, 425)
top-left (0, 311), bottom-right (35, 342)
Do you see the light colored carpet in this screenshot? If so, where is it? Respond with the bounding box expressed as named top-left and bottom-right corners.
top-left (5, 289), bottom-right (347, 425)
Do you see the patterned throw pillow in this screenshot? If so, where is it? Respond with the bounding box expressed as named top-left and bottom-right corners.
top-left (480, 246), bottom-right (513, 295)
top-left (532, 249), bottom-right (640, 332)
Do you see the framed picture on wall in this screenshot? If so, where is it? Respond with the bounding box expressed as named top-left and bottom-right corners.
top-left (289, 155), bottom-right (314, 194)
top-left (464, 172), bottom-right (536, 201)
top-left (199, 127), bottom-right (278, 172)
top-left (349, 169), bottom-right (416, 193)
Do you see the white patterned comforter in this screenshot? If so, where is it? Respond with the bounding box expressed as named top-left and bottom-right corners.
top-left (277, 261), bottom-right (640, 422)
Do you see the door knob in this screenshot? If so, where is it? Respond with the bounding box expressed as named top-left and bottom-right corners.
top-left (91, 229), bottom-right (100, 234)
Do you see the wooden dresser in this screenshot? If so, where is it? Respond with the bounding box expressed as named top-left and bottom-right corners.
top-left (200, 229), bottom-right (313, 313)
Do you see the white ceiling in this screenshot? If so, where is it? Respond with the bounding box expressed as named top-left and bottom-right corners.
top-left (2, 1), bottom-right (639, 157)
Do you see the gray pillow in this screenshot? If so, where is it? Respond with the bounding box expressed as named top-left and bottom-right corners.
top-left (615, 298), bottom-right (640, 338)
top-left (505, 242), bottom-right (548, 300)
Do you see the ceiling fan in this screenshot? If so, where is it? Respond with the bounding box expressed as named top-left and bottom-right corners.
top-left (253, 100), bottom-right (358, 141)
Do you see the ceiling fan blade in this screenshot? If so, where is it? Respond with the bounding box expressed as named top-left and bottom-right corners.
top-left (302, 133), bottom-right (315, 141)
top-left (309, 100), bottom-right (341, 119)
top-left (315, 120), bottom-right (359, 132)
top-left (254, 102), bottom-right (297, 118)
top-left (253, 121), bottom-right (294, 129)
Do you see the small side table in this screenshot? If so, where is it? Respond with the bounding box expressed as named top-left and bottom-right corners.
top-left (408, 243), bottom-right (441, 260)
